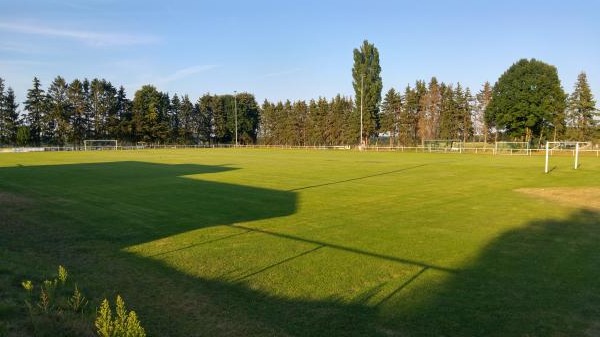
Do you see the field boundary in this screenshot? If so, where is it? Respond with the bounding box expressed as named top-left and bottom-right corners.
top-left (1, 144), bottom-right (599, 157)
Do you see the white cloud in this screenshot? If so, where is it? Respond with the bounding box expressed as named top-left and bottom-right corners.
top-left (0, 21), bottom-right (160, 47)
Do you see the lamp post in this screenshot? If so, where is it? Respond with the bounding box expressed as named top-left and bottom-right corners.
top-left (234, 90), bottom-right (238, 147)
top-left (360, 74), bottom-right (364, 147)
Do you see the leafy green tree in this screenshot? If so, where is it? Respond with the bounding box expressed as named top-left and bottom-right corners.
top-left (131, 85), bottom-right (165, 143)
top-left (485, 59), bottom-right (567, 142)
top-left (232, 93), bottom-right (260, 144)
top-left (352, 40), bottom-right (382, 145)
top-left (24, 77), bottom-right (47, 145)
top-left (16, 125), bottom-right (30, 146)
top-left (566, 72), bottom-right (597, 140)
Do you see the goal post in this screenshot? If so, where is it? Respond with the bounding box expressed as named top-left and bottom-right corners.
top-left (83, 139), bottom-right (118, 151)
top-left (544, 141), bottom-right (589, 173)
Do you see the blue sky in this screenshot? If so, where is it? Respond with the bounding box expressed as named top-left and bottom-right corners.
top-left (1, 0), bottom-right (599, 105)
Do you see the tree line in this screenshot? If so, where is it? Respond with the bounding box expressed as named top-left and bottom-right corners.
top-left (0, 77), bottom-right (260, 146)
top-left (0, 42), bottom-right (597, 147)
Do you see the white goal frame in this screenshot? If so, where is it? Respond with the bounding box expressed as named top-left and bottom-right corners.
top-left (83, 139), bottom-right (118, 151)
top-left (544, 141), bottom-right (590, 173)
top-left (494, 141), bottom-right (530, 155)
top-left (423, 139), bottom-right (463, 153)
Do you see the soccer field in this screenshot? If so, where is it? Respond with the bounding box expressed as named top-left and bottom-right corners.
top-left (1, 149), bottom-right (599, 336)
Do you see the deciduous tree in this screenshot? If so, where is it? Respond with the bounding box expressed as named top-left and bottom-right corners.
top-left (485, 59), bottom-right (566, 142)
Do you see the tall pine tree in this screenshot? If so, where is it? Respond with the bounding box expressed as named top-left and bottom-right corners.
top-left (352, 40), bottom-right (382, 145)
top-left (380, 88), bottom-right (402, 146)
top-left (475, 82), bottom-right (493, 144)
top-left (566, 72), bottom-right (597, 140)
top-left (24, 77), bottom-right (46, 145)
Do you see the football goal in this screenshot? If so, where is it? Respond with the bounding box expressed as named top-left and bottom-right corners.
top-left (83, 139), bottom-right (118, 151)
top-left (544, 141), bottom-right (590, 173)
top-left (494, 141), bottom-right (530, 155)
top-left (423, 140), bottom-right (463, 153)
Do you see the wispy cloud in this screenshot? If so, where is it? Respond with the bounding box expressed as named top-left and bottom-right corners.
top-left (155, 65), bottom-right (220, 84)
top-left (260, 68), bottom-right (302, 79)
top-left (0, 21), bottom-right (160, 47)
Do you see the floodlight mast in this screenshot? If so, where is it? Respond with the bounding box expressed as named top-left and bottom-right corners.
top-left (234, 90), bottom-right (238, 147)
top-left (360, 74), bottom-right (364, 148)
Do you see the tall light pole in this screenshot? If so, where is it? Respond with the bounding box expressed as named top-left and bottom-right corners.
top-left (234, 90), bottom-right (238, 147)
top-left (360, 74), bottom-right (364, 147)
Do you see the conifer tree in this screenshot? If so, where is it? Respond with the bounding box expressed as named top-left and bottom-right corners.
top-left (67, 79), bottom-right (88, 146)
top-left (352, 40), bottom-right (382, 145)
top-left (46, 76), bottom-right (70, 144)
top-left (0, 81), bottom-right (21, 145)
top-left (24, 77), bottom-right (46, 145)
top-left (566, 72), bottom-right (597, 140)
top-left (418, 77), bottom-right (442, 142)
top-left (380, 88), bottom-right (402, 146)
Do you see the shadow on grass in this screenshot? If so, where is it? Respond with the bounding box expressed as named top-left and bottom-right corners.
top-left (0, 161), bottom-right (384, 336)
top-left (387, 208), bottom-right (600, 337)
top-left (0, 161), bottom-right (295, 246)
top-left (1, 161), bottom-right (600, 336)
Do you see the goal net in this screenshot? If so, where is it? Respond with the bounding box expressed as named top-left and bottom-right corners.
top-left (544, 141), bottom-right (590, 173)
top-left (83, 139), bottom-right (118, 151)
top-left (494, 141), bottom-right (530, 155)
top-left (423, 140), bottom-right (463, 153)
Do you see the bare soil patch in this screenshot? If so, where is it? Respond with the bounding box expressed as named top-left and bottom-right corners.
top-left (516, 187), bottom-right (600, 210)
top-left (0, 191), bottom-right (32, 208)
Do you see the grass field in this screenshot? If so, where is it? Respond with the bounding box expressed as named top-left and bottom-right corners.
top-left (1, 149), bottom-right (599, 336)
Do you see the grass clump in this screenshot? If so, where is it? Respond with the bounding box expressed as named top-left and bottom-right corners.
top-left (18, 265), bottom-right (144, 337)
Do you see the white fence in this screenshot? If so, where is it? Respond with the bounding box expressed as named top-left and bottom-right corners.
top-left (1, 144), bottom-right (599, 157)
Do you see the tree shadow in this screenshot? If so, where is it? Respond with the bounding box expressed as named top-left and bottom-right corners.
top-left (0, 161), bottom-right (295, 247)
top-left (386, 208), bottom-right (600, 337)
top-left (0, 161), bottom-right (385, 336)
top-left (2, 162), bottom-right (599, 336)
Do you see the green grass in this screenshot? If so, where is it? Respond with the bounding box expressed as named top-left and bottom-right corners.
top-left (1, 149), bottom-right (599, 336)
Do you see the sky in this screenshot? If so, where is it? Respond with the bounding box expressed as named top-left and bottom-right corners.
top-left (1, 0), bottom-right (599, 106)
